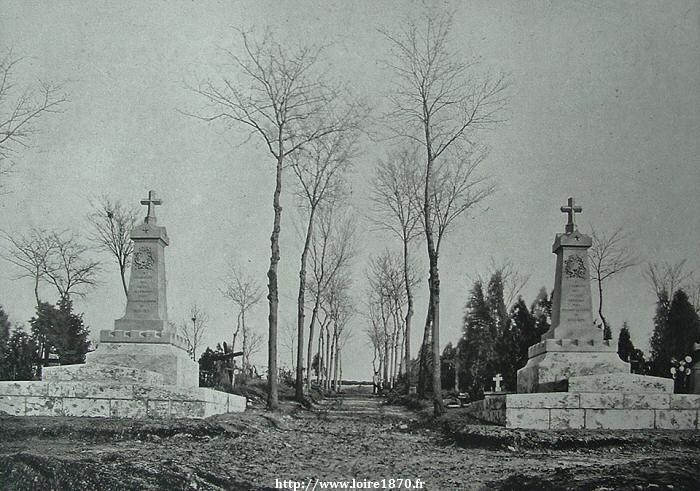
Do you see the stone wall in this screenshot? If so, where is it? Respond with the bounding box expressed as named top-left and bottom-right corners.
top-left (465, 392), bottom-right (700, 430)
top-left (0, 381), bottom-right (246, 419)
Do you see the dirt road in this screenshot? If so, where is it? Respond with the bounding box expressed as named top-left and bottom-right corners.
top-left (1, 394), bottom-right (699, 490)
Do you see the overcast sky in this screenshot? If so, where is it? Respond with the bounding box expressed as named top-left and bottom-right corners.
top-left (1, 1), bottom-right (698, 380)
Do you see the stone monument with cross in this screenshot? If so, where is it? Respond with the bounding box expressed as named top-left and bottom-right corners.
top-left (113, 190), bottom-right (169, 333)
top-left (517, 197), bottom-right (630, 392)
top-left (461, 196), bottom-right (699, 429)
top-left (93, 190), bottom-right (197, 386)
top-left (0, 190), bottom-right (246, 419)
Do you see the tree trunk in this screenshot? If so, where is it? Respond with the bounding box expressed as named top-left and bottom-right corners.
top-left (417, 302), bottom-right (432, 397)
top-left (383, 336), bottom-right (391, 385)
top-left (306, 297), bottom-right (320, 391)
top-left (454, 342), bottom-right (460, 393)
top-left (423, 123), bottom-right (445, 414)
top-left (241, 309), bottom-right (248, 372)
top-left (266, 152), bottom-right (284, 411)
top-left (120, 261), bottom-right (128, 299)
top-left (403, 239), bottom-right (414, 392)
top-left (338, 350), bottom-right (343, 393)
top-left (295, 207), bottom-right (316, 401)
top-left (325, 327), bottom-right (332, 390)
top-left (428, 253), bottom-right (445, 415)
top-left (34, 268), bottom-right (41, 309)
top-left (317, 328), bottom-right (323, 384)
top-left (597, 279), bottom-right (608, 333)
top-left (332, 331), bottom-right (339, 392)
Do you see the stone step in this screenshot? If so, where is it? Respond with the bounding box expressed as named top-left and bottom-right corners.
top-left (568, 373), bottom-right (674, 393)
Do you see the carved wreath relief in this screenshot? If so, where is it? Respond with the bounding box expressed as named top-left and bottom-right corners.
top-left (133, 248), bottom-right (155, 270)
top-left (564, 254), bottom-right (587, 279)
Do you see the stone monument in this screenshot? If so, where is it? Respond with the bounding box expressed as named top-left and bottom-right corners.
top-left (463, 197), bottom-right (700, 429)
top-left (90, 190), bottom-right (197, 388)
top-left (0, 191), bottom-right (245, 418)
top-left (517, 197), bottom-right (629, 392)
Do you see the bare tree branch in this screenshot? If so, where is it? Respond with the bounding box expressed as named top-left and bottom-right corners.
top-left (179, 303), bottom-right (210, 361)
top-left (41, 231), bottom-right (101, 302)
top-left (0, 49), bottom-right (68, 193)
top-left (87, 195), bottom-right (140, 299)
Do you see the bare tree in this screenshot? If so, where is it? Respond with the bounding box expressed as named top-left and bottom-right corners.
top-left (41, 231), bottom-right (100, 302)
top-left (365, 298), bottom-right (386, 387)
top-left (369, 148), bottom-right (422, 390)
top-left (588, 227), bottom-right (636, 331)
top-left (382, 12), bottom-right (506, 414)
top-left (291, 127), bottom-right (359, 401)
top-left (244, 329), bottom-right (265, 371)
top-left (0, 50), bottom-right (67, 193)
top-left (179, 303), bottom-right (209, 361)
top-left (367, 250), bottom-right (407, 390)
top-left (281, 321), bottom-right (297, 371)
top-left (220, 263), bottom-right (263, 371)
top-left (0, 228), bottom-right (55, 307)
top-left (306, 203), bottom-right (356, 391)
top-left (474, 259), bottom-right (531, 308)
top-left (190, 29), bottom-right (363, 410)
top-left (327, 274), bottom-right (354, 392)
top-left (87, 196), bottom-right (140, 299)
top-left (643, 260), bottom-right (694, 308)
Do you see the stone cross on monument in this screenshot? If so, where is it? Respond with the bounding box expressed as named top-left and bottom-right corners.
top-left (560, 197), bottom-right (582, 234)
top-left (493, 373), bottom-right (503, 392)
top-left (141, 190), bottom-right (162, 225)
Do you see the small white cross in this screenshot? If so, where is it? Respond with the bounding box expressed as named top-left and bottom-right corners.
top-left (493, 373), bottom-right (503, 392)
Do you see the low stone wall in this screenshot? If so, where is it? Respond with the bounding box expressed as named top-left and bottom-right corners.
top-left (463, 395), bottom-right (507, 425)
top-left (466, 392), bottom-right (700, 430)
top-left (0, 381), bottom-right (246, 419)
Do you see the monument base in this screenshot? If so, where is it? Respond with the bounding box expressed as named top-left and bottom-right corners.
top-left (517, 338), bottom-right (630, 393)
top-left (0, 337), bottom-right (246, 419)
top-left (89, 338), bottom-right (197, 387)
top-left (465, 374), bottom-right (700, 429)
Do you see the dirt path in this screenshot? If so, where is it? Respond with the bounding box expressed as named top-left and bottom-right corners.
top-left (1, 394), bottom-right (699, 490)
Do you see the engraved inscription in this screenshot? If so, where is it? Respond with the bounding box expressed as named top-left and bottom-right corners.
top-left (561, 283), bottom-right (589, 323)
top-left (564, 255), bottom-right (587, 279)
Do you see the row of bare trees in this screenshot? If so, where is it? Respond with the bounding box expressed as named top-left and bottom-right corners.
top-left (308, 206), bottom-right (356, 392)
top-left (185, 9), bottom-right (509, 413)
top-left (191, 26), bottom-right (365, 408)
top-left (365, 250), bottom-right (417, 390)
top-left (368, 13), bottom-right (506, 414)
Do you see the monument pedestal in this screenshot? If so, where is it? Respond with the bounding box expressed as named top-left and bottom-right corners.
top-left (517, 339), bottom-right (630, 393)
top-left (87, 339), bottom-right (199, 388)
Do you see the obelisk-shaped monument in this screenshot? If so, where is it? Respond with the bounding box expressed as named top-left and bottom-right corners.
top-left (91, 190), bottom-right (198, 387)
top-left (517, 197), bottom-right (629, 392)
top-left (114, 190), bottom-right (169, 332)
